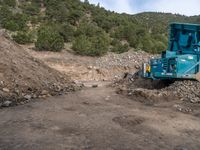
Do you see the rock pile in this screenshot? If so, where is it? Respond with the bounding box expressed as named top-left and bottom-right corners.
top-left (162, 80), bottom-right (200, 103)
top-left (95, 51), bottom-right (154, 69)
top-left (115, 75), bottom-right (200, 104)
top-left (93, 50), bottom-right (154, 81)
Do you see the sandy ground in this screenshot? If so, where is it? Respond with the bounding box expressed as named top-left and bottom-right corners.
top-left (0, 83), bottom-right (200, 150)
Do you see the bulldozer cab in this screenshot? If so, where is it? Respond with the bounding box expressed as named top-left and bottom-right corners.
top-left (169, 23), bottom-right (200, 55)
top-left (142, 23), bottom-right (200, 80)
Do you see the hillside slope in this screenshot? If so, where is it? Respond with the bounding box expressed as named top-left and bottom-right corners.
top-left (0, 0), bottom-right (200, 55)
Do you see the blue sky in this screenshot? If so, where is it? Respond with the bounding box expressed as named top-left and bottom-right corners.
top-left (83, 0), bottom-right (200, 16)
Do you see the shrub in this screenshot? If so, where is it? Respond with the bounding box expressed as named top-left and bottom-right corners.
top-left (112, 42), bottom-right (129, 54)
top-left (35, 26), bottom-right (64, 51)
top-left (72, 35), bottom-right (92, 55)
top-left (152, 41), bottom-right (167, 54)
top-left (0, 6), bottom-right (13, 26)
top-left (59, 23), bottom-right (75, 42)
top-left (1, 13), bottom-right (28, 31)
top-left (72, 33), bottom-right (110, 56)
top-left (3, 20), bottom-right (18, 31)
top-left (12, 32), bottom-right (33, 44)
top-left (73, 22), bottom-right (110, 56)
top-left (45, 0), bottom-right (69, 23)
top-left (4, 0), bottom-right (16, 7)
top-left (22, 3), bottom-right (40, 16)
top-left (90, 33), bottom-right (110, 56)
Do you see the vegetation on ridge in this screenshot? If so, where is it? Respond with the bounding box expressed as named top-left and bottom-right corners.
top-left (0, 0), bottom-right (200, 55)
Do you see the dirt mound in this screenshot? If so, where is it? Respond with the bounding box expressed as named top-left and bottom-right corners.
top-left (115, 74), bottom-right (200, 104)
top-left (0, 32), bottom-right (75, 106)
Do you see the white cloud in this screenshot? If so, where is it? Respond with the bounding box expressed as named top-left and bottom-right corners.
top-left (144, 0), bottom-right (200, 16)
top-left (85, 0), bottom-right (136, 14)
top-left (84, 0), bottom-right (200, 16)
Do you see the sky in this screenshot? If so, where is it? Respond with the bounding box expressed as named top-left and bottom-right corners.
top-left (84, 0), bottom-right (200, 16)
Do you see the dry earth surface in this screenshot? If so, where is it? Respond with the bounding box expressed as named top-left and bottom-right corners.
top-left (0, 34), bottom-right (200, 150)
top-left (1, 85), bottom-right (200, 150)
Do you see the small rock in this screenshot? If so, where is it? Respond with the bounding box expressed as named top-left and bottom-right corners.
top-left (2, 101), bottom-right (12, 107)
top-left (135, 65), bottom-right (140, 69)
top-left (87, 66), bottom-right (93, 70)
top-left (2, 88), bottom-right (9, 93)
top-left (128, 92), bottom-right (132, 96)
top-left (105, 96), bottom-right (110, 101)
top-left (41, 90), bottom-right (49, 95)
top-left (24, 95), bottom-right (32, 100)
top-left (92, 84), bottom-right (98, 88)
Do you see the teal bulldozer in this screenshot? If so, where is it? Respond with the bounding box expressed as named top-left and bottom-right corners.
top-left (142, 23), bottom-right (200, 81)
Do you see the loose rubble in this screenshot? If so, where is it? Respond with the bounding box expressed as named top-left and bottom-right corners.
top-left (162, 80), bottom-right (200, 103)
top-left (114, 74), bottom-right (200, 104)
top-left (93, 51), bottom-right (155, 80)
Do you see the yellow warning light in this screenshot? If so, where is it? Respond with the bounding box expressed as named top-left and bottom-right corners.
top-left (146, 65), bottom-right (151, 73)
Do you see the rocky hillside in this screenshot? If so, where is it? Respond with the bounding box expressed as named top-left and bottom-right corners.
top-left (0, 0), bottom-right (200, 55)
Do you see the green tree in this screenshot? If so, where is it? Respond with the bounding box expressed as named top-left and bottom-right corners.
top-left (3, 0), bottom-right (16, 7)
top-left (21, 3), bottom-right (40, 16)
top-left (12, 32), bottom-right (33, 44)
top-left (59, 23), bottom-right (75, 42)
top-left (73, 22), bottom-right (110, 56)
top-left (45, 0), bottom-right (69, 22)
top-left (112, 41), bottom-right (129, 54)
top-left (35, 26), bottom-right (64, 51)
top-left (72, 35), bottom-right (92, 55)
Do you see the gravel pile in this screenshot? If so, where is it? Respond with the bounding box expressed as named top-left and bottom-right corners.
top-left (115, 76), bottom-right (200, 104)
top-left (92, 50), bottom-right (154, 81)
top-left (95, 51), bottom-right (154, 69)
top-left (162, 80), bottom-right (200, 103)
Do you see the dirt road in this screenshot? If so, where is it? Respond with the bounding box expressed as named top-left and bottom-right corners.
top-left (0, 83), bottom-right (200, 150)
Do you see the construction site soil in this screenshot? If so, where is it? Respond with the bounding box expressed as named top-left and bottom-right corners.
top-left (0, 31), bottom-right (200, 150)
top-left (0, 32), bottom-right (75, 106)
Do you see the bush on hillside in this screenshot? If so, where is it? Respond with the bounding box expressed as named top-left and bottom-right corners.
top-left (59, 23), bottom-right (75, 42)
top-left (35, 26), bottom-right (64, 51)
top-left (72, 34), bottom-right (110, 56)
top-left (0, 6), bottom-right (13, 24)
top-left (45, 0), bottom-right (69, 23)
top-left (3, 0), bottom-right (16, 7)
top-left (12, 32), bottom-right (33, 44)
top-left (72, 35), bottom-right (92, 55)
top-left (21, 3), bottom-right (40, 16)
top-left (72, 22), bottom-right (110, 56)
top-left (1, 13), bottom-right (28, 31)
top-left (152, 41), bottom-right (167, 54)
top-left (111, 42), bottom-right (129, 54)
